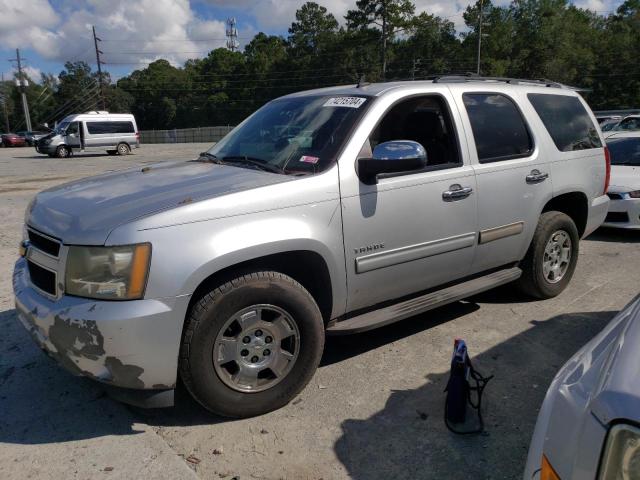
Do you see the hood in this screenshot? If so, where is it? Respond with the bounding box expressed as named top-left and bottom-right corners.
top-left (590, 295), bottom-right (640, 425)
top-left (27, 160), bottom-right (292, 245)
top-left (609, 165), bottom-right (640, 192)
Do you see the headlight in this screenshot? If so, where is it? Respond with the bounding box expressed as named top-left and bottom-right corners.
top-left (628, 190), bottom-right (640, 198)
top-left (599, 424), bottom-right (640, 480)
top-left (65, 244), bottom-right (151, 300)
top-left (541, 454), bottom-right (561, 480)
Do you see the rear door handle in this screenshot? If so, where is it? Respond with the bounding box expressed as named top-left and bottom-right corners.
top-left (443, 184), bottom-right (473, 201)
top-left (526, 169), bottom-right (549, 184)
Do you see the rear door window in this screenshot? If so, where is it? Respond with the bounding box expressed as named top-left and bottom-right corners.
top-left (462, 93), bottom-right (533, 163)
top-left (527, 94), bottom-right (602, 151)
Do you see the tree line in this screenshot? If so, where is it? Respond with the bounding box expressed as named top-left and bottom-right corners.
top-left (1, 0), bottom-right (639, 132)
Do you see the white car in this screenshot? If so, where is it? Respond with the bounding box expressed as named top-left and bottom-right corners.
top-left (524, 294), bottom-right (640, 479)
top-left (603, 115), bottom-right (640, 138)
top-left (602, 135), bottom-right (640, 229)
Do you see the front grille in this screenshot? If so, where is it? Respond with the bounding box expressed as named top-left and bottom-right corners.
top-left (607, 192), bottom-right (624, 200)
top-left (605, 211), bottom-right (629, 223)
top-left (27, 261), bottom-right (57, 295)
top-left (28, 229), bottom-right (60, 257)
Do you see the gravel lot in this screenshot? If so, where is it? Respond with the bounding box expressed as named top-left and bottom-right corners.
top-left (1, 144), bottom-right (639, 480)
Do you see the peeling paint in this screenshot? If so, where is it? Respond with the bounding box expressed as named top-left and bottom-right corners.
top-left (49, 315), bottom-right (106, 360)
top-left (105, 357), bottom-right (144, 389)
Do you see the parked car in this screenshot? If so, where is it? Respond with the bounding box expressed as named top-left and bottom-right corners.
top-left (14, 77), bottom-right (610, 417)
top-left (35, 111), bottom-right (139, 158)
top-left (603, 115), bottom-right (640, 138)
top-left (524, 293), bottom-right (640, 480)
top-left (601, 118), bottom-right (621, 132)
top-left (16, 130), bottom-right (51, 146)
top-left (602, 135), bottom-right (640, 229)
top-left (596, 115), bottom-right (622, 124)
top-left (1, 133), bottom-right (27, 147)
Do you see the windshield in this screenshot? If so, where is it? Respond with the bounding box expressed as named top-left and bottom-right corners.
top-left (55, 122), bottom-right (70, 134)
top-left (607, 137), bottom-right (640, 166)
top-left (206, 95), bottom-right (371, 174)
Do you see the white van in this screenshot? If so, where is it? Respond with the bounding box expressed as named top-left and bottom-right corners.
top-left (35, 111), bottom-right (140, 158)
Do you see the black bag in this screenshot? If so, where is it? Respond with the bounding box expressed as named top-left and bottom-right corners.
top-left (444, 339), bottom-right (493, 435)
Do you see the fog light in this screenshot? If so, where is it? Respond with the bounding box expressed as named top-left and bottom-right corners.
top-left (19, 240), bottom-right (29, 257)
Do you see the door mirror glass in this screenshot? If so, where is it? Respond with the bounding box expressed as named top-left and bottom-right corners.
top-left (358, 140), bottom-right (427, 184)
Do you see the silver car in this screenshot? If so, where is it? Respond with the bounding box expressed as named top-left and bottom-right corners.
top-left (524, 294), bottom-right (640, 480)
top-left (603, 134), bottom-right (640, 229)
top-left (14, 78), bottom-right (610, 417)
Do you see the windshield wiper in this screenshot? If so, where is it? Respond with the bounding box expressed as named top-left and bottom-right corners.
top-left (222, 156), bottom-right (285, 174)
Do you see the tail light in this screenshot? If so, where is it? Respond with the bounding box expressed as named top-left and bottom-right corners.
top-left (604, 146), bottom-right (611, 195)
top-left (135, 132), bottom-right (140, 143)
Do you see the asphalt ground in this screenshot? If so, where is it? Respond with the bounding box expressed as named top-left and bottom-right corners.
top-left (1, 144), bottom-right (639, 480)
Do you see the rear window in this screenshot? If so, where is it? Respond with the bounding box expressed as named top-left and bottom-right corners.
top-left (527, 94), bottom-right (602, 151)
top-left (87, 121), bottom-right (135, 134)
top-left (607, 137), bottom-right (640, 166)
top-left (462, 93), bottom-right (533, 163)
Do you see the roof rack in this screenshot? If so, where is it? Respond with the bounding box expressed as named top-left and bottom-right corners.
top-left (431, 74), bottom-right (569, 89)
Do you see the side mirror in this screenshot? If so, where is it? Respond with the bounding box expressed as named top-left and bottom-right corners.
top-left (358, 140), bottom-right (427, 184)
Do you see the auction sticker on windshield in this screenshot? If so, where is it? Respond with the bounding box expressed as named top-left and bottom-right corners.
top-left (323, 97), bottom-right (367, 108)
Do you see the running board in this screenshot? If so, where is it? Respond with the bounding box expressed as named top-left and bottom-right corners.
top-left (327, 267), bottom-right (522, 335)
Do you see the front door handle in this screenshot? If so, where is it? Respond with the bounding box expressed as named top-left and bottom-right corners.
top-left (443, 184), bottom-right (473, 201)
top-left (526, 169), bottom-right (549, 184)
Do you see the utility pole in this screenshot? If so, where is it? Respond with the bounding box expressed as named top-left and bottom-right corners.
top-left (0, 73), bottom-right (10, 132)
top-left (476, 0), bottom-right (485, 75)
top-left (381, 0), bottom-right (388, 81)
top-left (9, 49), bottom-right (32, 131)
top-left (226, 18), bottom-right (239, 52)
top-left (93, 26), bottom-right (105, 110)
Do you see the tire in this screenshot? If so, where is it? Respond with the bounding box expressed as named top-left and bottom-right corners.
top-left (107, 149), bottom-right (117, 155)
top-left (180, 271), bottom-right (324, 418)
top-left (55, 145), bottom-right (70, 158)
top-left (116, 143), bottom-right (130, 155)
top-left (517, 211), bottom-right (579, 299)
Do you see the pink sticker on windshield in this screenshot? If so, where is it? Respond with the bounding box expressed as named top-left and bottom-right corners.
top-left (299, 155), bottom-right (320, 164)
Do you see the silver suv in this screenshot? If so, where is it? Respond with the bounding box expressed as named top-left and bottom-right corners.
top-left (14, 77), bottom-right (610, 417)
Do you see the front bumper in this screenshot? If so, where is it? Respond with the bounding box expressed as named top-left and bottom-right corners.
top-left (602, 197), bottom-right (640, 229)
top-left (13, 257), bottom-right (190, 399)
top-left (35, 143), bottom-right (56, 154)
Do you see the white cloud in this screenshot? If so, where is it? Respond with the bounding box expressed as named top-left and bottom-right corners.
top-left (0, 0), bottom-right (229, 70)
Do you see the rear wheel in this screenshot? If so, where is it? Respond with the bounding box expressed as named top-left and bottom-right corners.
top-left (179, 271), bottom-right (324, 417)
top-left (517, 211), bottom-right (579, 299)
top-left (55, 145), bottom-right (70, 158)
top-left (116, 143), bottom-right (130, 155)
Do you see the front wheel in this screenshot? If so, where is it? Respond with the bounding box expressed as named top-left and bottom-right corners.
top-left (55, 145), bottom-right (70, 158)
top-left (179, 271), bottom-right (324, 417)
top-left (517, 211), bottom-right (579, 299)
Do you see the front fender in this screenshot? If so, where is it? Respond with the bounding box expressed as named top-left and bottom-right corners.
top-left (109, 200), bottom-right (347, 319)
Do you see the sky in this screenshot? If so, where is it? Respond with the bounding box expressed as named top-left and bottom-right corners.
top-left (0, 0), bottom-right (624, 83)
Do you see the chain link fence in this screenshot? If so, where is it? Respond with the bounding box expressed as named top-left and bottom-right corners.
top-left (139, 126), bottom-right (234, 144)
